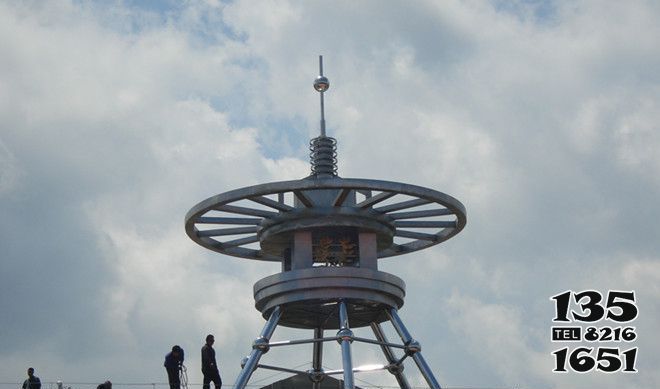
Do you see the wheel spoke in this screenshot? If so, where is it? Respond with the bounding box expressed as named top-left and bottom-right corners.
top-left (374, 198), bottom-right (430, 213)
top-left (197, 227), bottom-right (258, 237)
top-left (215, 204), bottom-right (277, 218)
top-left (388, 208), bottom-right (453, 220)
top-left (356, 189), bottom-right (372, 198)
top-left (394, 220), bottom-right (457, 228)
top-left (395, 230), bottom-right (438, 241)
top-left (333, 188), bottom-right (352, 206)
top-left (293, 190), bottom-right (314, 207)
top-left (356, 191), bottom-right (395, 208)
top-left (196, 217), bottom-right (262, 225)
top-left (221, 235), bottom-right (260, 248)
top-left (250, 195), bottom-right (294, 212)
top-left (229, 247), bottom-right (267, 259)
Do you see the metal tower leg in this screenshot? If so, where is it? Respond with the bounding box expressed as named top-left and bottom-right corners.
top-left (387, 308), bottom-right (441, 389)
top-left (370, 322), bottom-right (411, 389)
top-left (310, 327), bottom-right (324, 389)
top-left (234, 306), bottom-right (282, 389)
top-left (337, 301), bottom-right (355, 389)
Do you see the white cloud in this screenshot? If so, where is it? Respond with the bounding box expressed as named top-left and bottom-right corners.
top-left (446, 292), bottom-right (551, 387)
top-left (0, 139), bottom-right (22, 197)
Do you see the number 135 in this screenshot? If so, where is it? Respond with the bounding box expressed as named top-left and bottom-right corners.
top-left (551, 290), bottom-right (637, 323)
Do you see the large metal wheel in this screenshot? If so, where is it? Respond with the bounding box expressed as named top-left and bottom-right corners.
top-left (185, 177), bottom-right (466, 261)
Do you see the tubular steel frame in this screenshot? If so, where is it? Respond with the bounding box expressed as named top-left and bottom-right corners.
top-left (233, 304), bottom-right (441, 389)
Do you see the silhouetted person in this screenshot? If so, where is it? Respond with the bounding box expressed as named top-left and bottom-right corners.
top-left (22, 368), bottom-right (41, 389)
top-left (201, 334), bottom-right (221, 389)
top-left (96, 381), bottom-right (111, 389)
top-left (164, 345), bottom-right (185, 389)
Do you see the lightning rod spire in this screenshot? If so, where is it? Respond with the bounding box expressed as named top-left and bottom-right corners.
top-left (314, 55), bottom-right (330, 137)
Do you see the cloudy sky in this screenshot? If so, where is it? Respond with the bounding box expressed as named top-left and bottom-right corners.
top-left (1, 1), bottom-right (659, 388)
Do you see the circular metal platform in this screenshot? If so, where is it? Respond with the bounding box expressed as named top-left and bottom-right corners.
top-left (185, 177), bottom-right (466, 261)
top-left (253, 267), bottom-right (406, 329)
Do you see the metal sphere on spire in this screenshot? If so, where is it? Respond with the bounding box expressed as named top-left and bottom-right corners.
top-left (314, 75), bottom-right (329, 92)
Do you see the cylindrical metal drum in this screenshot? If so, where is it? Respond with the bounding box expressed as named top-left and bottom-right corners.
top-left (254, 267), bottom-right (405, 329)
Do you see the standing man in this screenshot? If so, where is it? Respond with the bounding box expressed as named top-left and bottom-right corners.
top-left (201, 334), bottom-right (222, 389)
top-left (22, 368), bottom-right (41, 389)
top-left (164, 345), bottom-right (185, 389)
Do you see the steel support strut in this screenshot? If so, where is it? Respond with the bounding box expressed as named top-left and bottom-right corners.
top-left (234, 306), bottom-right (282, 389)
top-left (311, 327), bottom-right (324, 389)
top-left (370, 322), bottom-right (412, 389)
top-left (387, 308), bottom-right (441, 389)
top-left (338, 301), bottom-right (355, 389)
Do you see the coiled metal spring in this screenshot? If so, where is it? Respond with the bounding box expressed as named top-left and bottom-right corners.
top-left (310, 136), bottom-right (337, 176)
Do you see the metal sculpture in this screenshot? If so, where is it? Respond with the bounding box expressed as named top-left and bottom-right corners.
top-left (185, 56), bottom-right (466, 389)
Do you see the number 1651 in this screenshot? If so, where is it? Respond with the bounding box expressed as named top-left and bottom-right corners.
top-left (553, 347), bottom-right (637, 373)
